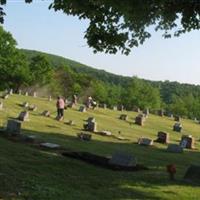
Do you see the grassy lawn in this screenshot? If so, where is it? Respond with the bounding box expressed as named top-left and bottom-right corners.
top-left (0, 94), bottom-right (200, 200)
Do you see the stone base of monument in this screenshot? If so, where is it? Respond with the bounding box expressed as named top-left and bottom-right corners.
top-left (62, 151), bottom-right (148, 171)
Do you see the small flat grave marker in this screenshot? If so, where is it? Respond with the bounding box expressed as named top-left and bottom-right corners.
top-left (42, 110), bottom-right (50, 117)
top-left (167, 144), bottom-right (183, 153)
top-left (138, 138), bottom-right (153, 146)
top-left (109, 152), bottom-right (137, 167)
top-left (40, 142), bottom-right (60, 149)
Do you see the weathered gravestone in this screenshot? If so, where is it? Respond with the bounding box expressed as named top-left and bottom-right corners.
top-left (25, 92), bottom-right (28, 96)
top-left (155, 131), bottom-right (169, 144)
top-left (119, 114), bottom-right (128, 121)
top-left (77, 132), bottom-right (92, 141)
top-left (18, 90), bottom-right (22, 95)
top-left (18, 111), bottom-right (29, 121)
top-left (167, 144), bottom-right (183, 153)
top-left (118, 105), bottom-right (124, 111)
top-left (28, 105), bottom-right (37, 111)
top-left (133, 107), bottom-right (140, 113)
top-left (79, 106), bottom-right (86, 112)
top-left (180, 135), bottom-right (195, 149)
top-left (109, 152), bottom-right (137, 167)
top-left (42, 110), bottom-right (50, 117)
top-left (174, 116), bottom-right (181, 122)
top-left (184, 165), bottom-right (200, 183)
top-left (135, 114), bottom-right (145, 126)
top-left (40, 142), bottom-right (60, 149)
top-left (173, 123), bottom-right (182, 132)
top-left (0, 102), bottom-right (3, 110)
top-left (138, 138), bottom-right (154, 146)
top-left (6, 120), bottom-right (21, 136)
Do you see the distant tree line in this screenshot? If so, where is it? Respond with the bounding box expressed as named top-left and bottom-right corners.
top-left (1, 26), bottom-right (200, 119)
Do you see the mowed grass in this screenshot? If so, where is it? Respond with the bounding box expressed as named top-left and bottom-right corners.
top-left (0, 94), bottom-right (200, 200)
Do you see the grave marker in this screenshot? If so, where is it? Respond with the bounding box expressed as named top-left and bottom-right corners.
top-left (138, 138), bottom-right (154, 146)
top-left (180, 135), bottom-right (195, 149)
top-left (184, 165), bottom-right (200, 183)
top-left (119, 114), bottom-right (128, 121)
top-left (135, 114), bottom-right (145, 126)
top-left (173, 123), bottom-right (182, 132)
top-left (6, 120), bottom-right (21, 136)
top-left (79, 106), bottom-right (86, 112)
top-left (0, 102), bottom-right (3, 110)
top-left (155, 131), bottom-right (169, 144)
top-left (40, 142), bottom-right (60, 149)
top-left (77, 132), bottom-right (92, 141)
top-left (18, 111), bottom-right (29, 121)
top-left (109, 152), bottom-right (137, 167)
top-left (42, 110), bottom-right (50, 117)
top-left (167, 144), bottom-right (183, 153)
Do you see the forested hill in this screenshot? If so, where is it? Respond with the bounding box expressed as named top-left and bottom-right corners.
top-left (20, 49), bottom-right (132, 86)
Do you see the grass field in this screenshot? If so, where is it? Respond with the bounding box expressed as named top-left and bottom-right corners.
top-left (0, 94), bottom-right (200, 200)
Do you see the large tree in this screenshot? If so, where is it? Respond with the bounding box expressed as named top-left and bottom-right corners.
top-left (1, 0), bottom-right (199, 55)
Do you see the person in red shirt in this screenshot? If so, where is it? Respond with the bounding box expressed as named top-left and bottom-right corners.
top-left (56, 96), bottom-right (65, 120)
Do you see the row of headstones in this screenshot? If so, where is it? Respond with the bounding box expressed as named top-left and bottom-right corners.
top-left (138, 131), bottom-right (195, 152)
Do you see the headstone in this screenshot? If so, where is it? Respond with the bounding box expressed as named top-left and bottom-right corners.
top-left (40, 142), bottom-right (60, 149)
top-left (158, 109), bottom-right (164, 117)
top-left (109, 152), bottom-right (137, 167)
top-left (135, 114), bottom-right (145, 126)
top-left (79, 106), bottom-right (86, 112)
top-left (180, 135), bottom-right (195, 149)
top-left (133, 107), bottom-right (140, 112)
top-left (18, 111), bottom-right (29, 121)
top-left (3, 94), bottom-right (9, 99)
top-left (8, 89), bottom-right (13, 95)
top-left (119, 114), bottom-right (128, 121)
top-left (23, 102), bottom-right (29, 108)
top-left (83, 121), bottom-right (97, 132)
top-left (48, 96), bottom-right (52, 101)
top-left (184, 165), bottom-right (200, 183)
top-left (18, 90), bottom-right (22, 95)
top-left (28, 105), bottom-right (37, 111)
top-left (118, 105), bottom-right (124, 111)
top-left (138, 138), bottom-right (154, 146)
top-left (112, 106), bottom-right (117, 111)
top-left (67, 120), bottom-right (75, 126)
top-left (42, 110), bottom-right (50, 117)
top-left (0, 102), bottom-right (3, 110)
top-left (167, 144), bottom-right (183, 153)
top-left (77, 132), bottom-right (92, 141)
top-left (33, 92), bottom-right (37, 98)
top-left (143, 108), bottom-right (149, 116)
top-left (155, 131), bottom-right (169, 144)
top-left (174, 116), bottom-right (181, 122)
top-left (103, 104), bottom-right (107, 109)
top-left (173, 123), bottom-right (182, 132)
top-left (25, 91), bottom-right (28, 96)
top-left (6, 120), bottom-right (21, 136)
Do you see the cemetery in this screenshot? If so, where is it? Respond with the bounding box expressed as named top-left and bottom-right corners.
top-left (1, 93), bottom-right (200, 199)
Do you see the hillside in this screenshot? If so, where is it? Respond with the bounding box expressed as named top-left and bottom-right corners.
top-left (0, 93), bottom-right (200, 200)
top-left (20, 49), bottom-right (132, 86)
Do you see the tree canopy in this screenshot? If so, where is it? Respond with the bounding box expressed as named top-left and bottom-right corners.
top-left (1, 0), bottom-right (200, 54)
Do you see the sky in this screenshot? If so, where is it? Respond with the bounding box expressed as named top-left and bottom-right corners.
top-left (2, 1), bottom-right (200, 85)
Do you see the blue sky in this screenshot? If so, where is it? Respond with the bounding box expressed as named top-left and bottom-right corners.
top-left (2, 1), bottom-right (200, 84)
